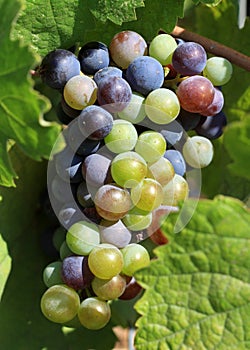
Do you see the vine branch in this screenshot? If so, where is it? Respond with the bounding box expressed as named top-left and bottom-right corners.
top-left (169, 25), bottom-right (250, 72)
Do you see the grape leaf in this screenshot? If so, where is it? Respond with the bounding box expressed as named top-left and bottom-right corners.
top-left (0, 0), bottom-right (61, 187)
top-left (0, 147), bottom-right (117, 349)
top-left (135, 196), bottom-right (250, 349)
top-left (89, 0), bottom-right (145, 25)
top-left (223, 119), bottom-right (250, 181)
top-left (86, 0), bottom-right (185, 44)
top-left (201, 138), bottom-right (250, 202)
top-left (0, 196), bottom-right (11, 301)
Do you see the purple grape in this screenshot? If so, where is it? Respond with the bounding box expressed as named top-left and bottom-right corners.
top-left (78, 105), bottom-right (113, 140)
top-left (82, 153), bottom-right (112, 188)
top-left (172, 42), bottom-right (207, 76)
top-left (61, 256), bottom-right (94, 290)
top-left (93, 66), bottom-right (123, 85)
top-left (97, 76), bottom-right (132, 113)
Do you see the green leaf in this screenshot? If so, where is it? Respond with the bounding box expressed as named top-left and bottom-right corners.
top-left (89, 0), bottom-right (145, 25)
top-left (0, 0), bottom-right (61, 187)
top-left (86, 0), bottom-right (185, 44)
top-left (223, 119), bottom-right (250, 181)
top-left (0, 196), bottom-right (11, 301)
top-left (201, 138), bottom-right (250, 202)
top-left (135, 196), bottom-right (250, 350)
top-left (0, 147), bottom-right (117, 349)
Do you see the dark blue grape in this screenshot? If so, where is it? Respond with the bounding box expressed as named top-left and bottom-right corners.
top-left (94, 66), bottom-right (123, 85)
top-left (82, 153), bottom-right (112, 188)
top-left (195, 111), bottom-right (227, 139)
top-left (56, 102), bottom-right (73, 125)
top-left (61, 97), bottom-right (81, 118)
top-left (164, 149), bottom-right (186, 176)
top-left (172, 42), bottom-right (207, 76)
top-left (76, 181), bottom-right (94, 208)
top-left (125, 56), bottom-right (164, 95)
top-left (55, 147), bottom-right (83, 183)
top-left (61, 256), bottom-right (94, 290)
top-left (67, 120), bottom-right (101, 156)
top-left (78, 105), bottom-right (113, 140)
top-left (39, 49), bottom-right (80, 90)
top-left (78, 41), bottom-right (110, 75)
top-left (176, 109), bottom-right (202, 131)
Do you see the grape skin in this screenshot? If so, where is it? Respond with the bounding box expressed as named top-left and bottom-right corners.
top-left (109, 30), bottom-right (147, 69)
top-left (182, 135), bottom-right (214, 168)
top-left (126, 56), bottom-right (164, 96)
top-left (97, 76), bottom-right (132, 113)
top-left (99, 220), bottom-right (132, 248)
top-left (164, 150), bottom-right (186, 177)
top-left (78, 297), bottom-right (111, 330)
top-left (203, 56), bottom-right (233, 86)
top-left (149, 34), bottom-right (177, 66)
top-left (94, 66), bottom-right (123, 85)
top-left (176, 76), bottom-right (215, 114)
top-left (39, 49), bottom-right (81, 90)
top-left (172, 42), bottom-right (207, 76)
top-left (78, 41), bottom-right (109, 75)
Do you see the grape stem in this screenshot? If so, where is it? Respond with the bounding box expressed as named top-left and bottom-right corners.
top-left (169, 25), bottom-right (250, 72)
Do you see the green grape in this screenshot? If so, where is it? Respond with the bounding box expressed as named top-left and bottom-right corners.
top-left (145, 88), bottom-right (180, 124)
top-left (147, 156), bottom-right (175, 186)
top-left (40, 284), bottom-right (80, 324)
top-left (66, 221), bottom-right (100, 256)
top-left (203, 57), bottom-right (233, 86)
top-left (91, 274), bottom-right (126, 300)
top-left (43, 261), bottom-right (63, 288)
top-left (135, 131), bottom-right (166, 163)
top-left (149, 33), bottom-right (177, 65)
top-left (162, 174), bottom-right (189, 206)
top-left (182, 135), bottom-right (214, 168)
top-left (122, 207), bottom-right (152, 231)
top-left (78, 297), bottom-right (111, 330)
top-left (59, 241), bottom-right (74, 260)
top-left (117, 92), bottom-right (146, 124)
top-left (63, 75), bottom-right (97, 110)
top-left (131, 178), bottom-right (163, 212)
top-left (111, 151), bottom-right (147, 188)
top-left (121, 243), bottom-right (150, 276)
top-left (52, 226), bottom-right (67, 251)
top-left (88, 243), bottom-right (124, 279)
top-left (104, 119), bottom-right (138, 153)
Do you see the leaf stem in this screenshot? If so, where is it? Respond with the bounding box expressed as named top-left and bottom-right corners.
top-left (169, 25), bottom-right (250, 72)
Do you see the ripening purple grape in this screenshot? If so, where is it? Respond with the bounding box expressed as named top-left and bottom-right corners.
top-left (172, 42), bottom-right (207, 76)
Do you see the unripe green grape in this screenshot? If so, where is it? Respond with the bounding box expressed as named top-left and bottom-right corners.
top-left (117, 92), bottom-right (146, 124)
top-left (182, 136), bottom-right (214, 168)
top-left (104, 119), bottom-right (138, 153)
top-left (91, 274), bottom-right (126, 300)
top-left (131, 178), bottom-right (163, 212)
top-left (162, 174), bottom-right (189, 206)
top-left (121, 243), bottom-right (150, 276)
top-left (135, 131), bottom-right (166, 163)
top-left (145, 88), bottom-right (180, 124)
top-left (78, 297), bottom-right (111, 330)
top-left (40, 284), bottom-right (80, 324)
top-left (122, 208), bottom-right (152, 231)
top-left (149, 34), bottom-right (177, 65)
top-left (43, 261), bottom-right (63, 288)
top-left (111, 151), bottom-right (147, 188)
top-left (203, 57), bottom-right (233, 86)
top-left (63, 75), bottom-right (97, 110)
top-left (66, 221), bottom-right (100, 256)
top-left (88, 243), bottom-right (124, 279)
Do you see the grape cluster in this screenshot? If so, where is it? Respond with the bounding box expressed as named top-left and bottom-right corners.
top-left (39, 30), bottom-right (232, 330)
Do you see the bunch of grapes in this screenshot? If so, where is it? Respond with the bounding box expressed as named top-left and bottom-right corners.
top-left (39, 30), bottom-right (232, 330)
